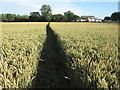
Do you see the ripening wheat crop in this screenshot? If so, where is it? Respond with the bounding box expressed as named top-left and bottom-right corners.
top-left (0, 22), bottom-right (119, 89)
top-left (51, 22), bottom-right (119, 89)
top-left (1, 22), bottom-right (46, 88)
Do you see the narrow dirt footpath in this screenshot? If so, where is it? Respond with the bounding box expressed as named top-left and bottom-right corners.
top-left (32, 23), bottom-right (70, 88)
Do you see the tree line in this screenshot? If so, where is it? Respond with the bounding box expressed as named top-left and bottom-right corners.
top-left (104, 12), bottom-right (120, 22)
top-left (0, 14), bottom-right (29, 22)
top-left (0, 4), bottom-right (120, 22)
top-left (0, 5), bottom-right (79, 22)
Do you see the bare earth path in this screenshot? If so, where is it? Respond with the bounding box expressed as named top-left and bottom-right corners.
top-left (32, 24), bottom-right (70, 88)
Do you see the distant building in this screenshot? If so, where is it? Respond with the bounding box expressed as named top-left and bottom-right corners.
top-left (78, 16), bottom-right (96, 22)
top-left (95, 18), bottom-right (102, 22)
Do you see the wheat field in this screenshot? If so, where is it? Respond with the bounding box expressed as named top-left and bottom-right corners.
top-left (1, 22), bottom-right (46, 88)
top-left (0, 22), bottom-right (119, 89)
top-left (51, 23), bottom-right (119, 88)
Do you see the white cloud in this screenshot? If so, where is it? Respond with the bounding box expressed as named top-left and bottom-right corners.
top-left (1, 0), bottom-right (84, 16)
top-left (0, 0), bottom-right (118, 17)
top-left (51, 3), bottom-right (83, 16)
top-left (0, 0), bottom-right (70, 2)
top-left (19, 0), bottom-right (40, 9)
top-left (0, 0), bottom-right (119, 2)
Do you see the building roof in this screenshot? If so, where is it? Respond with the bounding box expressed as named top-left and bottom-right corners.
top-left (80, 16), bottom-right (95, 19)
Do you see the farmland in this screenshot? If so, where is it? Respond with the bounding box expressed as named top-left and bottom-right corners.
top-left (1, 23), bottom-right (46, 88)
top-left (0, 22), bottom-right (119, 89)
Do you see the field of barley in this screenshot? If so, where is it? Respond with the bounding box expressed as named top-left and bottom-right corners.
top-left (0, 22), bottom-right (119, 89)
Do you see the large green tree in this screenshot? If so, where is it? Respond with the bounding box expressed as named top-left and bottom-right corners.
top-left (104, 16), bottom-right (111, 21)
top-left (51, 14), bottom-right (66, 22)
top-left (73, 15), bottom-right (80, 22)
top-left (6, 13), bottom-right (15, 21)
top-left (40, 5), bottom-right (52, 22)
top-left (29, 12), bottom-right (40, 21)
top-left (64, 11), bottom-right (79, 22)
top-left (111, 12), bottom-right (120, 22)
top-left (1, 14), bottom-right (8, 21)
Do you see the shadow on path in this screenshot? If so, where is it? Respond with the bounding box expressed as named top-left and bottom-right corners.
top-left (32, 23), bottom-right (70, 88)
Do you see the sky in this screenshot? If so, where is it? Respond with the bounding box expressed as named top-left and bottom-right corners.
top-left (0, 0), bottom-right (119, 19)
